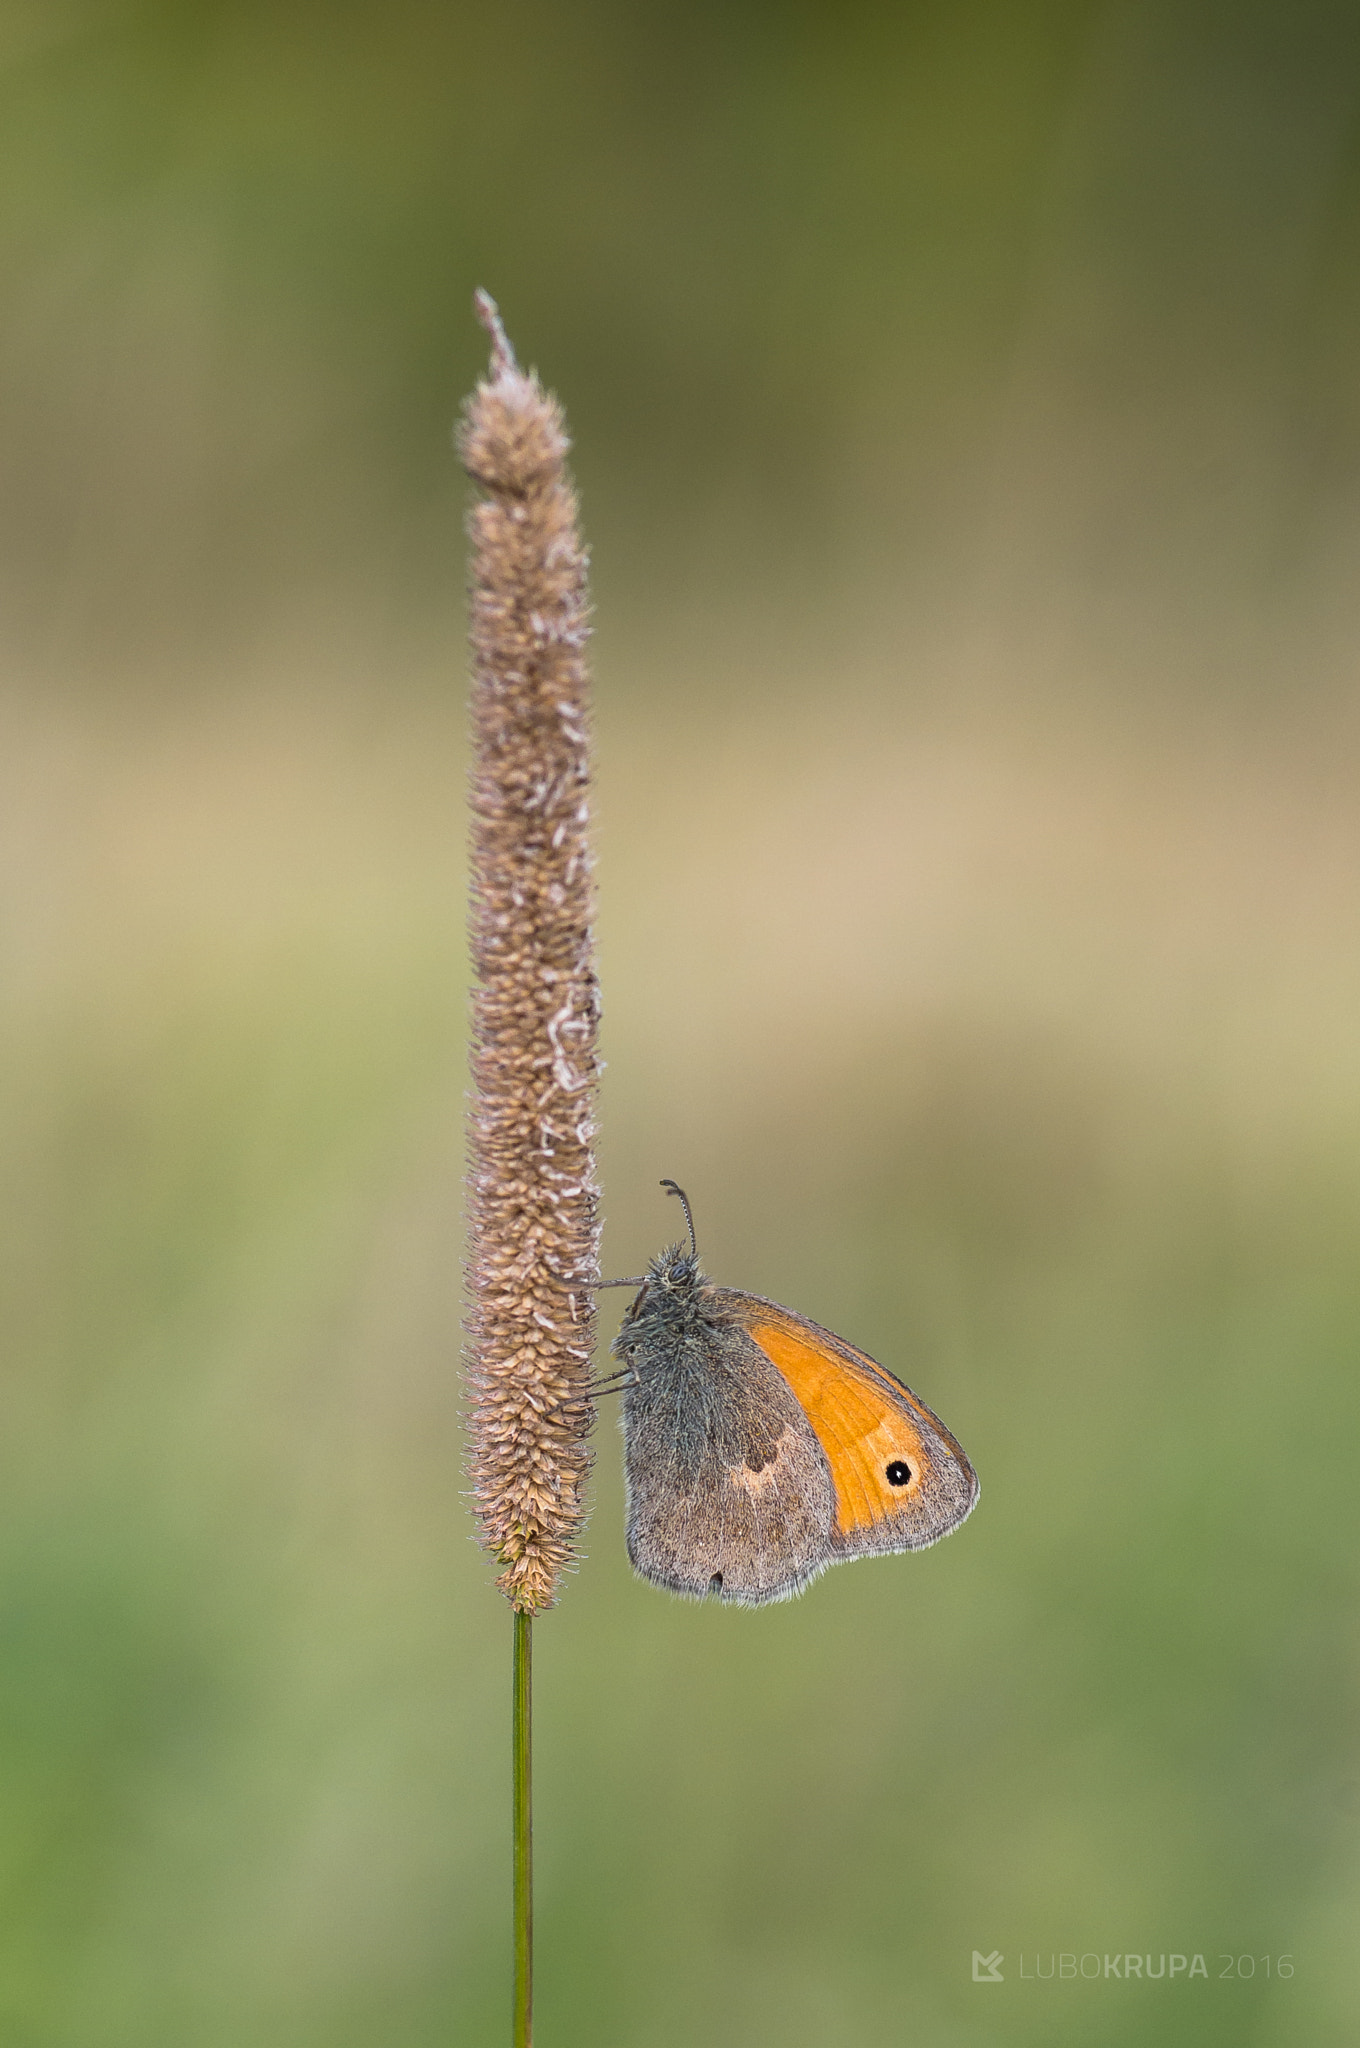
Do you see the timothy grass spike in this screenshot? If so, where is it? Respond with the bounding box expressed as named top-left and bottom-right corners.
top-left (461, 293), bottom-right (601, 1615)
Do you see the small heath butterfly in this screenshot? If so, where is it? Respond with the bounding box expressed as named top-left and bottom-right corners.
top-left (598, 1183), bottom-right (979, 1605)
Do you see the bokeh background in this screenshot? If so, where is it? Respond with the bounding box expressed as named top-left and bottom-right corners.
top-left (3, 2), bottom-right (1359, 2043)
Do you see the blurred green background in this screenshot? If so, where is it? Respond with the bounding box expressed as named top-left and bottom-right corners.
top-left (2, 2), bottom-right (1359, 2043)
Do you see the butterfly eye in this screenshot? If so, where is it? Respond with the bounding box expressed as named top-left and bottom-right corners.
top-left (886, 1460), bottom-right (913, 1488)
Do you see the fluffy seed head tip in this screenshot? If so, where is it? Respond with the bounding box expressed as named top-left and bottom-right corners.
top-left (458, 302), bottom-right (569, 495)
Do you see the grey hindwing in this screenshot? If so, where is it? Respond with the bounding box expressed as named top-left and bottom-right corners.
top-left (621, 1319), bottom-right (835, 1605)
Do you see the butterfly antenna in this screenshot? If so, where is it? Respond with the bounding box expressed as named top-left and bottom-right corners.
top-left (659, 1178), bottom-right (698, 1259)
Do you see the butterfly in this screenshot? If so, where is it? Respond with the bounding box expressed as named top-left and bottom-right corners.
top-left (594, 1182), bottom-right (978, 1604)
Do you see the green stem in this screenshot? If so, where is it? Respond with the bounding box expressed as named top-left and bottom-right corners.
top-left (513, 1608), bottom-right (532, 2048)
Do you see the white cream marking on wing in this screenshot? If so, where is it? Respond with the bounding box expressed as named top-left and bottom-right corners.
top-left (727, 1426), bottom-right (796, 1496)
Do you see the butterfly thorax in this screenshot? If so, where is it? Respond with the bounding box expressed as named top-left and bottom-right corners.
top-left (612, 1248), bottom-right (754, 1396)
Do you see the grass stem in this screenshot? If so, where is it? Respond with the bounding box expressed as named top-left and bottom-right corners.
top-left (513, 1609), bottom-right (532, 2048)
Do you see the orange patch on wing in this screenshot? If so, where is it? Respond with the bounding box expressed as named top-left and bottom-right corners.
top-left (746, 1316), bottom-right (929, 1536)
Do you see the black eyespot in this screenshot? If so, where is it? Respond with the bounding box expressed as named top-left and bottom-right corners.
top-left (886, 1460), bottom-right (913, 1487)
top-left (709, 1572), bottom-right (723, 1592)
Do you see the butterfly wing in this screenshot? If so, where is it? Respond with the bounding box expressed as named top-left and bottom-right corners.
top-left (719, 1292), bottom-right (979, 1556)
top-left (620, 1307), bottom-right (839, 1605)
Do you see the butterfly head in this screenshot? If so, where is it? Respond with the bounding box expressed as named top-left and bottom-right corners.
top-left (616, 1239), bottom-right (704, 1330)
top-left (610, 1181), bottom-right (709, 1356)
top-left (650, 1240), bottom-right (702, 1292)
